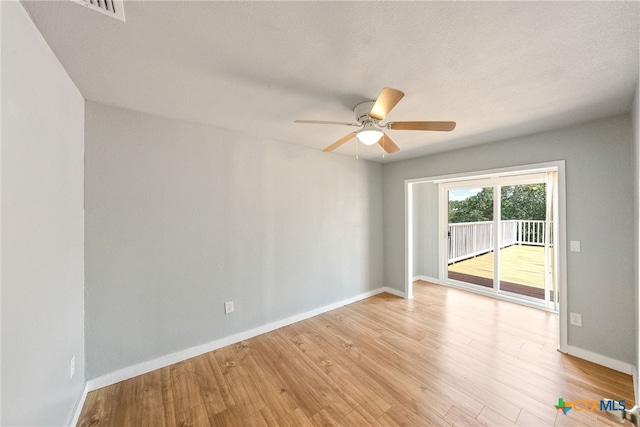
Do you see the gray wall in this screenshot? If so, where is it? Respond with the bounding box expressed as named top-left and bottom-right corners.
top-left (84, 102), bottom-right (384, 378)
top-left (412, 182), bottom-right (439, 279)
top-left (383, 114), bottom-right (635, 364)
top-left (1, 2), bottom-right (85, 425)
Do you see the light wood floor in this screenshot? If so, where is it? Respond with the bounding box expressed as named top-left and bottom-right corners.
top-left (77, 281), bottom-right (633, 427)
top-left (449, 245), bottom-right (550, 289)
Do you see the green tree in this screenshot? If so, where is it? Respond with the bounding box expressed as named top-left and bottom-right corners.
top-left (500, 184), bottom-right (546, 221)
top-left (449, 188), bottom-right (493, 223)
top-left (449, 184), bottom-right (546, 223)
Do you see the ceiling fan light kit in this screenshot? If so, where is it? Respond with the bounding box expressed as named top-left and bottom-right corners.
top-left (356, 125), bottom-right (384, 145)
top-left (295, 87), bottom-right (456, 154)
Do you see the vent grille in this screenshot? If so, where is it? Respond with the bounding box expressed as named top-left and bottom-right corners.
top-left (71, 0), bottom-right (125, 22)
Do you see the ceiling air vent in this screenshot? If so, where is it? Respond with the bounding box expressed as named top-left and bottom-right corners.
top-left (71, 0), bottom-right (125, 22)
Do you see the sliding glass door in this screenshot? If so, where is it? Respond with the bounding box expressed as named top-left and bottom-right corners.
top-left (447, 186), bottom-right (495, 290)
top-left (498, 183), bottom-right (548, 301)
top-left (442, 173), bottom-right (558, 311)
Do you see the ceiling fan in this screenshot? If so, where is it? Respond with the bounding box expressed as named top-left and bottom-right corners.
top-left (295, 87), bottom-right (456, 154)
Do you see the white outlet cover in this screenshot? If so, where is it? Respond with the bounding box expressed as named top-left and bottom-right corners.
top-left (569, 312), bottom-right (582, 327)
top-left (69, 356), bottom-right (75, 379)
top-left (224, 301), bottom-right (234, 314)
top-left (570, 240), bottom-right (581, 252)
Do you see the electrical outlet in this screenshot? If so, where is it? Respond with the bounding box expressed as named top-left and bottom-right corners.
top-left (224, 301), bottom-right (234, 314)
top-left (69, 356), bottom-right (75, 379)
top-left (569, 312), bottom-right (582, 327)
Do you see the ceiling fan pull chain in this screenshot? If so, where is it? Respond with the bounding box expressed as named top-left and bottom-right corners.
top-left (355, 139), bottom-right (359, 160)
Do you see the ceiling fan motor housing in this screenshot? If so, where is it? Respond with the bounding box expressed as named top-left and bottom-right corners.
top-left (354, 101), bottom-right (376, 124)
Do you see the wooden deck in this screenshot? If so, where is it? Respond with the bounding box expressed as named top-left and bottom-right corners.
top-left (448, 245), bottom-right (553, 299)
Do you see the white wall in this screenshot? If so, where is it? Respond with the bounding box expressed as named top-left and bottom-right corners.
top-left (1, 2), bottom-right (85, 425)
top-left (384, 115), bottom-right (635, 365)
top-left (84, 102), bottom-right (384, 378)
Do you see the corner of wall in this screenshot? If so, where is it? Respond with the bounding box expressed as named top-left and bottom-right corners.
top-left (0, 1), bottom-right (4, 423)
top-left (2, 2), bottom-right (85, 425)
top-left (633, 68), bottom-right (640, 403)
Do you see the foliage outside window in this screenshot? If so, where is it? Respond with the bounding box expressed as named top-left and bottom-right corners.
top-left (449, 184), bottom-right (546, 223)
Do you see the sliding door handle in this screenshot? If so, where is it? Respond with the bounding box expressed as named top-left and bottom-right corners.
top-left (602, 399), bottom-right (639, 426)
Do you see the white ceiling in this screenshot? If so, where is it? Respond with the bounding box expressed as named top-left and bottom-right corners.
top-left (21, 1), bottom-right (640, 162)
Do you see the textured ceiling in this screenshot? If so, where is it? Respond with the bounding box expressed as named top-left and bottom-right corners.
top-left (21, 1), bottom-right (640, 162)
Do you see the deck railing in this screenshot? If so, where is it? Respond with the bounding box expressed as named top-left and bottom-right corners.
top-left (448, 220), bottom-right (548, 264)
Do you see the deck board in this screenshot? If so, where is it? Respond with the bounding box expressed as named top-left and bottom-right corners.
top-left (448, 245), bottom-right (551, 289)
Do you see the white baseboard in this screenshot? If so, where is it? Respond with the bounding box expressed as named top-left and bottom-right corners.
top-left (68, 382), bottom-right (88, 427)
top-left (566, 345), bottom-right (634, 375)
top-left (87, 287), bottom-right (393, 392)
top-left (381, 286), bottom-right (406, 298)
top-left (413, 275), bottom-right (440, 284)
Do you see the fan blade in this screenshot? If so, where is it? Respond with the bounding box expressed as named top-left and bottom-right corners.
top-left (389, 121), bottom-right (456, 131)
top-left (323, 132), bottom-right (357, 152)
top-left (378, 133), bottom-right (400, 154)
top-left (369, 87), bottom-right (405, 121)
top-left (295, 120), bottom-right (360, 126)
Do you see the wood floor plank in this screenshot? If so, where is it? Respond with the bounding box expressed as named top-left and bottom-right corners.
top-left (240, 349), bottom-right (301, 420)
top-left (310, 311), bottom-right (455, 420)
top-left (376, 405), bottom-right (420, 427)
top-left (77, 387), bottom-right (111, 427)
top-left (213, 345), bottom-right (266, 419)
top-left (203, 352), bottom-right (235, 408)
top-left (174, 404), bottom-right (211, 427)
top-left (170, 360), bottom-right (205, 418)
top-left (554, 408), bottom-right (596, 427)
top-left (443, 405), bottom-right (489, 427)
top-left (160, 366), bottom-right (177, 427)
top-left (319, 294), bottom-right (550, 424)
top-left (309, 408), bottom-right (343, 427)
top-left (287, 331), bottom-right (392, 418)
top-left (209, 406), bottom-right (244, 426)
top-left (77, 281), bottom-right (634, 427)
top-left (226, 373), bottom-right (266, 419)
top-left (477, 406), bottom-right (519, 426)
top-left (243, 407), bottom-right (280, 427)
top-left (516, 409), bottom-right (554, 427)
top-left (142, 406), bottom-right (167, 427)
top-left (342, 406), bottom-right (385, 426)
top-left (142, 369), bottom-right (164, 409)
top-left (252, 332), bottom-right (355, 418)
top-left (191, 353), bottom-right (227, 416)
top-left (373, 331), bottom-right (485, 418)
top-left (433, 338), bottom-right (558, 424)
top-left (114, 377), bottom-right (146, 427)
top-left (276, 407), bottom-right (315, 427)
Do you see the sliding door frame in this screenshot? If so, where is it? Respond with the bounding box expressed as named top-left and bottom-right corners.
top-left (439, 173), bottom-right (551, 304)
top-left (405, 160), bottom-right (567, 353)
